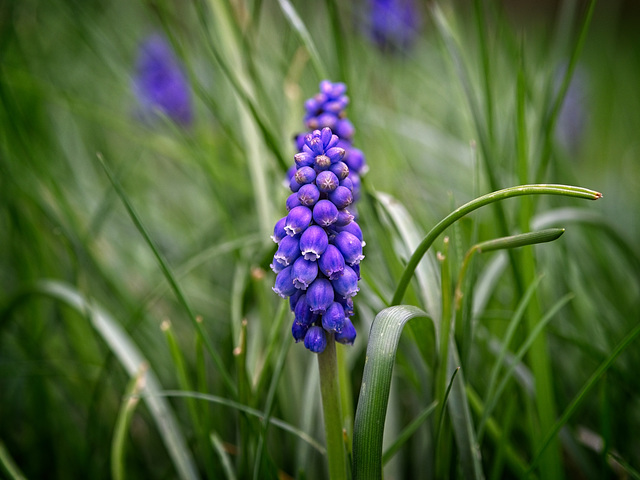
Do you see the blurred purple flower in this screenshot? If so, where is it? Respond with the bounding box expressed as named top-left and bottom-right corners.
top-left (555, 65), bottom-right (588, 153)
top-left (366, 0), bottom-right (421, 52)
top-left (133, 34), bottom-right (193, 126)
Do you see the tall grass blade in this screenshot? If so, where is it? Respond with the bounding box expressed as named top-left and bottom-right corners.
top-left (34, 280), bottom-right (199, 480)
top-left (0, 440), bottom-right (27, 480)
top-left (111, 365), bottom-right (146, 480)
top-left (352, 305), bottom-right (431, 480)
top-left (276, 0), bottom-right (329, 80)
top-left (527, 321), bottom-right (640, 475)
top-left (97, 153), bottom-right (236, 396)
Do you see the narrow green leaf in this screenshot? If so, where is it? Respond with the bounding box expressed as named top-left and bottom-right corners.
top-left (211, 433), bottom-right (238, 480)
top-left (392, 184), bottom-right (601, 305)
top-left (482, 293), bottom-right (574, 442)
top-left (527, 321), bottom-right (640, 475)
top-left (97, 153), bottom-right (237, 397)
top-left (475, 228), bottom-right (565, 253)
top-left (382, 401), bottom-right (438, 466)
top-left (111, 365), bottom-right (146, 480)
top-left (153, 390), bottom-right (326, 455)
top-left (352, 305), bottom-right (431, 480)
top-left (0, 440), bottom-right (27, 480)
top-left (276, 0), bottom-right (329, 80)
top-left (34, 280), bottom-right (199, 480)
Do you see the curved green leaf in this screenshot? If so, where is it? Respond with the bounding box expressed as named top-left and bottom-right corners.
top-left (352, 305), bottom-right (430, 480)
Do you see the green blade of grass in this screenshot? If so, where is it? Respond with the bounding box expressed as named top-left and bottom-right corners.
top-left (111, 365), bottom-right (146, 480)
top-left (97, 153), bottom-right (237, 397)
top-left (382, 400), bottom-right (438, 466)
top-left (150, 390), bottom-right (326, 455)
top-left (34, 280), bottom-right (199, 480)
top-left (0, 440), bottom-right (27, 480)
top-left (352, 305), bottom-right (431, 480)
top-left (391, 184), bottom-right (601, 306)
top-left (527, 321), bottom-right (640, 476)
top-left (211, 432), bottom-right (238, 480)
top-left (276, 0), bottom-right (329, 80)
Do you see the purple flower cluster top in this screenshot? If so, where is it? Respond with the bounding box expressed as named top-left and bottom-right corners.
top-left (272, 81), bottom-right (367, 354)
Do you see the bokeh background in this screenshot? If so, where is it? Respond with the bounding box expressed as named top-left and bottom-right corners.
top-left (1, 0), bottom-right (639, 478)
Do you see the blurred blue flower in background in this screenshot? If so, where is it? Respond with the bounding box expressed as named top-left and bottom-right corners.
top-left (133, 34), bottom-right (193, 126)
top-left (366, 0), bottom-right (422, 52)
top-left (555, 65), bottom-right (588, 154)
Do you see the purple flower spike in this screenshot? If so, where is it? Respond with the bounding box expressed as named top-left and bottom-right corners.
top-left (335, 318), bottom-right (356, 345)
top-left (306, 278), bottom-right (334, 314)
top-left (332, 265), bottom-right (360, 298)
top-left (297, 184), bottom-right (320, 207)
top-left (304, 326), bottom-right (327, 353)
top-left (285, 206), bottom-right (312, 236)
top-left (334, 231), bottom-right (365, 265)
top-left (292, 257), bottom-right (319, 290)
top-left (328, 186), bottom-right (353, 209)
top-left (322, 302), bottom-right (346, 333)
top-left (274, 235), bottom-right (300, 266)
top-left (273, 266), bottom-right (297, 298)
top-left (300, 225), bottom-right (329, 261)
top-left (292, 321), bottom-right (309, 342)
top-left (271, 216), bottom-right (287, 243)
top-left (316, 170), bottom-right (340, 193)
top-left (318, 244), bottom-right (346, 280)
top-left (313, 199), bottom-right (339, 227)
top-left (272, 85), bottom-right (365, 352)
top-left (133, 34), bottom-right (193, 126)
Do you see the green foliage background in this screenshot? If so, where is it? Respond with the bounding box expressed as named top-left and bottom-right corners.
top-left (1, 0), bottom-right (639, 478)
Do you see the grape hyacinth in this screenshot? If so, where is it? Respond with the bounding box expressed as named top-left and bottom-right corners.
top-left (366, 0), bottom-right (422, 53)
top-left (272, 124), bottom-right (365, 354)
top-left (132, 33), bottom-right (193, 126)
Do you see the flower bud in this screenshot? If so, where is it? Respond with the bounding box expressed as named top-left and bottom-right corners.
top-left (318, 244), bottom-right (345, 280)
top-left (285, 206), bottom-right (312, 236)
top-left (297, 184), bottom-right (320, 207)
top-left (322, 302), bottom-right (346, 333)
top-left (286, 193), bottom-right (302, 211)
top-left (312, 199), bottom-right (338, 227)
top-left (335, 318), bottom-right (356, 345)
top-left (299, 225), bottom-right (329, 261)
top-left (271, 216), bottom-right (287, 243)
top-left (304, 326), bottom-right (327, 353)
top-left (274, 235), bottom-right (300, 266)
top-left (295, 166), bottom-right (316, 185)
top-left (316, 170), bottom-right (340, 193)
top-left (334, 231), bottom-right (365, 265)
top-left (306, 277), bottom-right (334, 314)
top-left (273, 266), bottom-right (297, 298)
top-left (328, 186), bottom-right (353, 209)
top-left (292, 257), bottom-right (319, 290)
top-left (332, 265), bottom-right (359, 298)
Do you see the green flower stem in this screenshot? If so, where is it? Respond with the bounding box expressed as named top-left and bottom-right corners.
top-left (318, 335), bottom-right (348, 480)
top-left (391, 184), bottom-right (601, 306)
